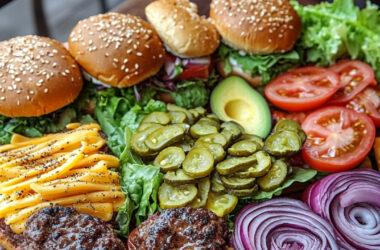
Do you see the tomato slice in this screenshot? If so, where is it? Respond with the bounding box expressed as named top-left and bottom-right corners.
top-left (302, 106), bottom-right (375, 172)
top-left (265, 66), bottom-right (340, 112)
top-left (346, 86), bottom-right (380, 127)
top-left (327, 60), bottom-right (376, 105)
top-left (177, 64), bottom-right (210, 80)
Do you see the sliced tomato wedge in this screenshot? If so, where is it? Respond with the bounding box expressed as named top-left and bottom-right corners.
top-left (327, 60), bottom-right (376, 105)
top-left (177, 64), bottom-right (210, 80)
top-left (346, 86), bottom-right (380, 127)
top-left (302, 106), bottom-right (375, 172)
top-left (265, 66), bottom-right (340, 112)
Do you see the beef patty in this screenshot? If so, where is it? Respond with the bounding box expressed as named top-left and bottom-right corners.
top-left (128, 207), bottom-right (228, 249)
top-left (0, 206), bottom-right (125, 250)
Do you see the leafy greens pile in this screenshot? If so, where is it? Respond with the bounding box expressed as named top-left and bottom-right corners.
top-left (291, 0), bottom-right (380, 80)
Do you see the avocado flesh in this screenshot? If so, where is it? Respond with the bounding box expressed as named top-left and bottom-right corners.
top-left (211, 76), bottom-right (271, 138)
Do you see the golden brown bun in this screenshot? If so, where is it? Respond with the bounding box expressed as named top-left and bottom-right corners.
top-left (210, 0), bottom-right (301, 55)
top-left (0, 36), bottom-right (83, 118)
top-left (145, 0), bottom-right (220, 57)
top-left (216, 61), bottom-right (262, 87)
top-left (69, 13), bottom-right (165, 88)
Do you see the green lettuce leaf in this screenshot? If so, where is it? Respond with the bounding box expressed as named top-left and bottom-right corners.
top-left (251, 167), bottom-right (317, 201)
top-left (218, 43), bottom-right (300, 84)
top-left (169, 80), bottom-right (210, 109)
top-left (118, 163), bottom-right (163, 231)
top-left (291, 0), bottom-right (380, 80)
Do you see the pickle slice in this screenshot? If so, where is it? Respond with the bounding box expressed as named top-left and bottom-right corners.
top-left (169, 111), bottom-right (188, 124)
top-left (257, 159), bottom-right (288, 191)
top-left (194, 106), bottom-right (206, 116)
top-left (159, 183), bottom-right (198, 209)
top-left (196, 133), bottom-right (227, 148)
top-left (141, 111), bottom-right (170, 125)
top-left (189, 178), bottom-right (210, 208)
top-left (167, 103), bottom-right (194, 124)
top-left (239, 134), bottom-right (264, 148)
top-left (206, 192), bottom-right (237, 217)
top-left (231, 151), bottom-right (271, 178)
top-left (173, 135), bottom-right (194, 152)
top-left (137, 123), bottom-right (163, 132)
top-left (190, 123), bottom-right (219, 138)
top-left (220, 175), bottom-right (256, 189)
top-left (182, 148), bottom-right (214, 178)
top-left (145, 125), bottom-right (185, 151)
top-left (164, 169), bottom-right (197, 185)
top-left (216, 154), bottom-right (257, 175)
top-left (264, 130), bottom-right (301, 157)
top-left (221, 121), bottom-right (244, 141)
top-left (194, 142), bottom-right (226, 163)
top-left (172, 123), bottom-right (190, 134)
top-left (211, 172), bottom-right (226, 194)
top-left (228, 139), bottom-right (260, 156)
top-left (154, 147), bottom-right (185, 172)
top-left (131, 125), bottom-right (163, 156)
top-left (228, 185), bottom-right (258, 197)
top-left (274, 119), bottom-right (306, 143)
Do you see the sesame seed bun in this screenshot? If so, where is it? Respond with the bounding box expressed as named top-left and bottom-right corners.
top-left (210, 0), bottom-right (301, 55)
top-left (145, 0), bottom-right (220, 57)
top-left (0, 36), bottom-right (83, 118)
top-left (68, 13), bottom-right (165, 88)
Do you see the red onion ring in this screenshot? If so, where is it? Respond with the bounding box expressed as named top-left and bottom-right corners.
top-left (231, 198), bottom-right (339, 250)
top-left (303, 169), bottom-right (380, 249)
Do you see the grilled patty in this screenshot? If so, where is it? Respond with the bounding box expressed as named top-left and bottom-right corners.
top-left (0, 206), bottom-right (125, 250)
top-left (128, 207), bottom-right (228, 249)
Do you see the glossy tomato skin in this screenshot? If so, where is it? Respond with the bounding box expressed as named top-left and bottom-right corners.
top-left (346, 86), bottom-right (380, 127)
top-left (302, 106), bottom-right (375, 172)
top-left (327, 60), bottom-right (376, 105)
top-left (177, 64), bottom-right (210, 80)
top-left (271, 109), bottom-right (309, 124)
top-left (265, 66), bottom-right (340, 112)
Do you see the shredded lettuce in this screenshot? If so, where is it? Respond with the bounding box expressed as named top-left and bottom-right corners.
top-left (291, 0), bottom-right (380, 80)
top-left (218, 43), bottom-right (300, 84)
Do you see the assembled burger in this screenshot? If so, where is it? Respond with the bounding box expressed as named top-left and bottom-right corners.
top-left (210, 0), bottom-right (302, 86)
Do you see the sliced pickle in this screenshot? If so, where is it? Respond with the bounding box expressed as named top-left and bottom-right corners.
top-left (221, 130), bottom-right (233, 146)
top-left (159, 183), bottom-right (198, 209)
top-left (189, 178), bottom-right (210, 208)
top-left (264, 130), bottom-right (301, 157)
top-left (274, 119), bottom-right (306, 143)
top-left (182, 148), bottom-right (214, 178)
top-left (141, 111), bottom-right (170, 125)
top-left (257, 159), bottom-right (288, 191)
top-left (194, 142), bottom-right (226, 163)
top-left (137, 123), bottom-right (163, 132)
top-left (194, 106), bottom-right (206, 116)
top-left (190, 123), bottom-right (219, 139)
top-left (221, 121), bottom-right (244, 141)
top-left (164, 169), bottom-right (197, 185)
top-left (196, 133), bottom-right (227, 147)
top-left (145, 125), bottom-right (185, 151)
top-left (211, 172), bottom-right (226, 194)
top-left (239, 134), bottom-right (264, 148)
top-left (231, 151), bottom-right (271, 178)
top-left (189, 109), bottom-right (200, 121)
top-left (206, 192), bottom-right (238, 217)
top-left (220, 175), bottom-right (256, 189)
top-left (228, 185), bottom-right (258, 197)
top-left (173, 135), bottom-right (194, 152)
top-left (131, 125), bottom-right (163, 156)
top-left (228, 139), bottom-right (260, 156)
top-left (172, 123), bottom-right (190, 134)
top-left (167, 103), bottom-right (194, 124)
top-left (205, 114), bottom-right (220, 122)
top-left (216, 154), bottom-right (257, 175)
top-left (153, 147), bottom-right (185, 172)
top-left (169, 111), bottom-right (188, 124)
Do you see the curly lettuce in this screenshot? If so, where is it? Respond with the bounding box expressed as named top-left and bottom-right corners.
top-left (292, 0), bottom-right (380, 80)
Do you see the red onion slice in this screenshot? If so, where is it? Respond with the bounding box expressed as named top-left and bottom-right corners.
top-left (303, 169), bottom-right (380, 249)
top-left (232, 198), bottom-right (339, 250)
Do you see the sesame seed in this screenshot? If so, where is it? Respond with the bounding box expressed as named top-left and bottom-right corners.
top-left (29, 90), bottom-right (34, 95)
top-left (26, 95), bottom-right (30, 101)
top-left (136, 52), bottom-right (142, 56)
top-left (44, 88), bottom-right (48, 93)
top-left (16, 90), bottom-right (21, 94)
top-left (135, 63), bottom-right (139, 69)
top-left (0, 97), bottom-right (5, 101)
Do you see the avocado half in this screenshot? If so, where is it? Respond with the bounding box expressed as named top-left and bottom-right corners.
top-left (211, 76), bottom-right (271, 138)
